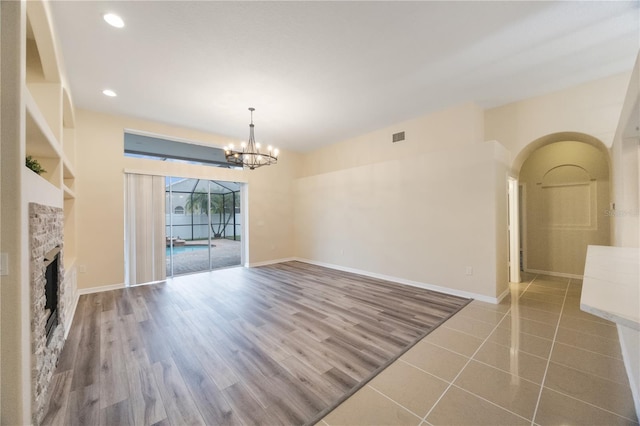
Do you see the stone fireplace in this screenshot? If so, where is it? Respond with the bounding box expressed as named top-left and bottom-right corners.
top-left (29, 203), bottom-right (68, 424)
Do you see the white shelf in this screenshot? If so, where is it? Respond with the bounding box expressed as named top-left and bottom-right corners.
top-left (62, 127), bottom-right (76, 166)
top-left (25, 87), bottom-right (62, 159)
top-left (63, 184), bottom-right (75, 200)
top-left (63, 159), bottom-right (75, 179)
top-left (22, 166), bottom-right (63, 208)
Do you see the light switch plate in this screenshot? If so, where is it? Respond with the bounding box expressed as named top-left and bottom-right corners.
top-left (0, 253), bottom-right (9, 276)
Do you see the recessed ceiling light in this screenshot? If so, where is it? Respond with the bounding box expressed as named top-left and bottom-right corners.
top-left (103, 13), bottom-right (124, 28)
top-left (102, 89), bottom-right (117, 97)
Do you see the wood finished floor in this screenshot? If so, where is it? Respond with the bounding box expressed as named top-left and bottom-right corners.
top-left (41, 261), bottom-right (469, 426)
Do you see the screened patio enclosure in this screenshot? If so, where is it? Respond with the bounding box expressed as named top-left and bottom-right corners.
top-left (166, 177), bottom-right (242, 276)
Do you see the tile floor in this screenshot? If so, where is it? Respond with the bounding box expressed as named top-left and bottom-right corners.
top-left (319, 274), bottom-right (639, 425)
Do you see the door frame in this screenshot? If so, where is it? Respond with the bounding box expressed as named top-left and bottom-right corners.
top-left (508, 177), bottom-right (521, 283)
top-left (164, 175), bottom-right (246, 278)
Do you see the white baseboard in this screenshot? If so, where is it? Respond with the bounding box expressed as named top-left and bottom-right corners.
top-left (68, 257), bottom-right (506, 315)
top-left (248, 257), bottom-right (297, 268)
top-left (77, 282), bottom-right (125, 295)
top-left (526, 268), bottom-right (583, 280)
top-left (292, 257), bottom-right (501, 304)
top-left (130, 279), bottom-right (167, 287)
top-left (495, 286), bottom-right (511, 304)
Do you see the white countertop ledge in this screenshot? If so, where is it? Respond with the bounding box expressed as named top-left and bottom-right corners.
top-left (581, 245), bottom-right (640, 331)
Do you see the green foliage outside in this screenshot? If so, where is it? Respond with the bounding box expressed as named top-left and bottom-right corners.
top-left (185, 191), bottom-right (239, 238)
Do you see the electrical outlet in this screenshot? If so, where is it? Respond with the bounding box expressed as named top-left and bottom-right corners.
top-left (465, 266), bottom-right (473, 276)
top-left (79, 264), bottom-right (87, 273)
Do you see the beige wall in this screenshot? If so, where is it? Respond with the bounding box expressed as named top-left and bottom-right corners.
top-left (485, 71), bottom-right (631, 171)
top-left (299, 102), bottom-right (485, 177)
top-left (75, 109), bottom-right (300, 290)
top-left (1, 1), bottom-right (29, 422)
top-left (294, 103), bottom-right (509, 300)
top-left (75, 72), bottom-right (634, 297)
top-left (612, 56), bottom-right (639, 248)
top-left (1, 5), bottom-right (634, 421)
top-left (484, 59), bottom-right (638, 413)
top-left (76, 102), bottom-right (509, 300)
top-left (484, 71), bottom-right (631, 281)
top-left (519, 141), bottom-right (610, 276)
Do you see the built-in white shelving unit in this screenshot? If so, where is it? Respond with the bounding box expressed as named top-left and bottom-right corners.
top-left (1, 1), bottom-right (80, 423)
top-left (25, 0), bottom-right (77, 272)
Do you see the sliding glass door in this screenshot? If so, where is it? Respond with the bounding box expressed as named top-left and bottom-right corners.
top-left (165, 177), bottom-right (242, 277)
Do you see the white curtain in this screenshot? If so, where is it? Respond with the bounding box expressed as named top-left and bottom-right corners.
top-left (125, 173), bottom-right (166, 285)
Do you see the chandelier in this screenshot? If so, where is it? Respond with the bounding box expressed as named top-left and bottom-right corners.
top-left (225, 107), bottom-right (278, 170)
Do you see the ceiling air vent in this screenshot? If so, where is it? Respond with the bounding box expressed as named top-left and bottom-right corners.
top-left (392, 131), bottom-right (405, 143)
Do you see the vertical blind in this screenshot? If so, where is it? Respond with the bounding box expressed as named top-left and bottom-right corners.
top-left (125, 173), bottom-right (166, 285)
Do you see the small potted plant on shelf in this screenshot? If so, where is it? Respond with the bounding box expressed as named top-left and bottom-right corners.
top-left (26, 156), bottom-right (46, 175)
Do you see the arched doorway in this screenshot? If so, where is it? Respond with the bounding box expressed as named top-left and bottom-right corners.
top-left (513, 133), bottom-right (611, 278)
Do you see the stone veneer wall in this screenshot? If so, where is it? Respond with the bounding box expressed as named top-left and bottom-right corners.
top-left (29, 203), bottom-right (68, 425)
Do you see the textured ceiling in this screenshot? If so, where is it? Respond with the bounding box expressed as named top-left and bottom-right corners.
top-left (49, 1), bottom-right (639, 152)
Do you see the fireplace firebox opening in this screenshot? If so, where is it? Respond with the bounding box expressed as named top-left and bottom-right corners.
top-left (43, 247), bottom-right (60, 344)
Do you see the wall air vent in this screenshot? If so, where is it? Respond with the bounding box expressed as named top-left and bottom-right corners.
top-left (392, 131), bottom-right (405, 143)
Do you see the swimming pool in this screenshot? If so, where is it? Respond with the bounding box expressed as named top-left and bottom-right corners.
top-left (166, 245), bottom-right (209, 255)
